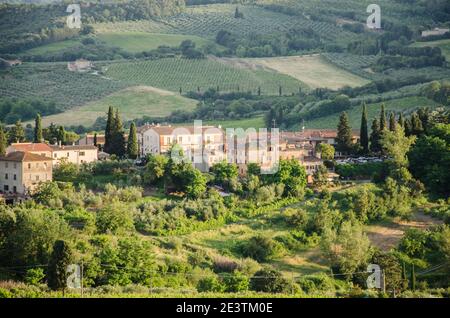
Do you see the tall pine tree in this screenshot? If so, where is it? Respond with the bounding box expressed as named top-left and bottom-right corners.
top-left (127, 122), bottom-right (138, 159)
top-left (0, 125), bottom-right (7, 156)
top-left (389, 112), bottom-right (396, 131)
top-left (104, 106), bottom-right (115, 154)
top-left (34, 114), bottom-right (43, 143)
top-left (336, 112), bottom-right (353, 154)
top-left (360, 103), bottom-right (369, 153)
top-left (380, 103), bottom-right (387, 131)
top-left (370, 118), bottom-right (382, 153)
top-left (411, 112), bottom-right (424, 136)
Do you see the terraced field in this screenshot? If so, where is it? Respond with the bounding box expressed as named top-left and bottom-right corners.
top-left (38, 86), bottom-right (198, 127)
top-left (105, 57), bottom-right (306, 95)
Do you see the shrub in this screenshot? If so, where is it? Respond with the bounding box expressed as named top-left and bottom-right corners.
top-left (213, 256), bottom-right (238, 273)
top-left (222, 271), bottom-right (249, 292)
top-left (297, 273), bottom-right (335, 294)
top-left (239, 236), bottom-right (284, 262)
top-left (250, 268), bottom-right (292, 293)
top-left (284, 208), bottom-right (309, 229)
top-left (197, 276), bottom-right (225, 292)
top-left (24, 268), bottom-right (45, 286)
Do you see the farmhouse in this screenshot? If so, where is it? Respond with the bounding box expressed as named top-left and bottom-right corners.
top-left (50, 144), bottom-right (98, 165)
top-left (0, 151), bottom-right (52, 201)
top-left (6, 142), bottom-right (53, 158)
top-left (67, 59), bottom-right (93, 72)
top-left (138, 124), bottom-right (225, 172)
top-left (421, 28), bottom-right (449, 37)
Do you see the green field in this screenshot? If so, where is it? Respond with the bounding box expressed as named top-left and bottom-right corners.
top-left (239, 55), bottom-right (370, 89)
top-left (39, 86), bottom-right (198, 127)
top-left (24, 39), bottom-right (80, 55)
top-left (105, 57), bottom-right (306, 95)
top-left (411, 39), bottom-right (450, 61)
top-left (301, 96), bottom-right (439, 129)
top-left (96, 32), bottom-right (214, 53)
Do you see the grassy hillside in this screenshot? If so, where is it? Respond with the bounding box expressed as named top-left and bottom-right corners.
top-left (39, 86), bottom-right (198, 127)
top-left (0, 62), bottom-right (130, 109)
top-left (236, 55), bottom-right (370, 89)
top-left (105, 57), bottom-right (306, 95)
top-left (301, 96), bottom-right (439, 129)
top-left (96, 32), bottom-right (214, 53)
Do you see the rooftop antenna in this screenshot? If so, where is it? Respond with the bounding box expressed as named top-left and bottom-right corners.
top-left (302, 119), bottom-right (305, 133)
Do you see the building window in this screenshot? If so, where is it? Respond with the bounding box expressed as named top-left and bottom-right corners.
top-left (54, 153), bottom-right (57, 158)
top-left (13, 163), bottom-right (17, 169)
top-left (67, 152), bottom-right (70, 157)
top-left (4, 185), bottom-right (9, 192)
top-left (5, 162), bottom-right (8, 168)
top-left (79, 151), bottom-right (85, 156)
top-left (36, 175), bottom-right (39, 181)
top-left (13, 174), bottom-right (16, 181)
top-left (5, 173), bottom-right (8, 180)
top-left (13, 186), bottom-right (17, 193)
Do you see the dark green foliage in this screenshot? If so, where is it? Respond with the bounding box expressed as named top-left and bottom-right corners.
top-left (263, 159), bottom-right (306, 197)
top-left (0, 98), bottom-right (59, 125)
top-left (7, 120), bottom-right (25, 144)
top-left (389, 112), bottom-right (396, 132)
top-left (250, 269), bottom-right (292, 293)
top-left (336, 112), bottom-right (353, 154)
top-left (0, 125), bottom-right (6, 155)
top-left (47, 240), bottom-right (72, 292)
top-left (222, 272), bottom-right (249, 292)
top-left (370, 118), bottom-right (382, 153)
top-left (33, 114), bottom-right (42, 143)
top-left (408, 124), bottom-right (450, 196)
top-left (380, 104), bottom-right (387, 131)
top-left (239, 236), bottom-right (284, 262)
top-left (104, 106), bottom-right (114, 154)
top-left (197, 276), bottom-right (225, 292)
top-left (127, 122), bottom-right (138, 159)
top-left (360, 104), bottom-right (369, 153)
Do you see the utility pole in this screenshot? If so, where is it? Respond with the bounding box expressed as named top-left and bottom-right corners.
top-left (81, 261), bottom-right (84, 298)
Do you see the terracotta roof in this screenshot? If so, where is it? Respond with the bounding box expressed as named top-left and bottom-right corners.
top-left (0, 151), bottom-right (52, 162)
top-left (50, 145), bottom-right (98, 151)
top-left (9, 143), bottom-right (52, 152)
top-left (140, 125), bottom-right (223, 135)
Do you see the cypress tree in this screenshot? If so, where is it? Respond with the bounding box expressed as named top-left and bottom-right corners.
top-left (34, 114), bottom-right (43, 143)
top-left (257, 86), bottom-right (261, 96)
top-left (111, 109), bottom-right (125, 157)
top-left (370, 118), bottom-right (381, 153)
top-left (104, 106), bottom-right (115, 154)
top-left (279, 85), bottom-right (282, 96)
top-left (411, 112), bottom-right (424, 136)
top-left (398, 112), bottom-right (405, 128)
top-left (127, 122), bottom-right (138, 159)
top-left (404, 118), bottom-right (412, 136)
top-left (360, 103), bottom-right (369, 153)
top-left (336, 112), bottom-right (353, 154)
top-left (380, 103), bottom-right (387, 131)
top-left (57, 126), bottom-right (66, 145)
top-left (93, 132), bottom-right (98, 147)
top-left (389, 112), bottom-right (396, 131)
top-left (47, 240), bottom-right (72, 294)
top-left (0, 125), bottom-right (7, 156)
